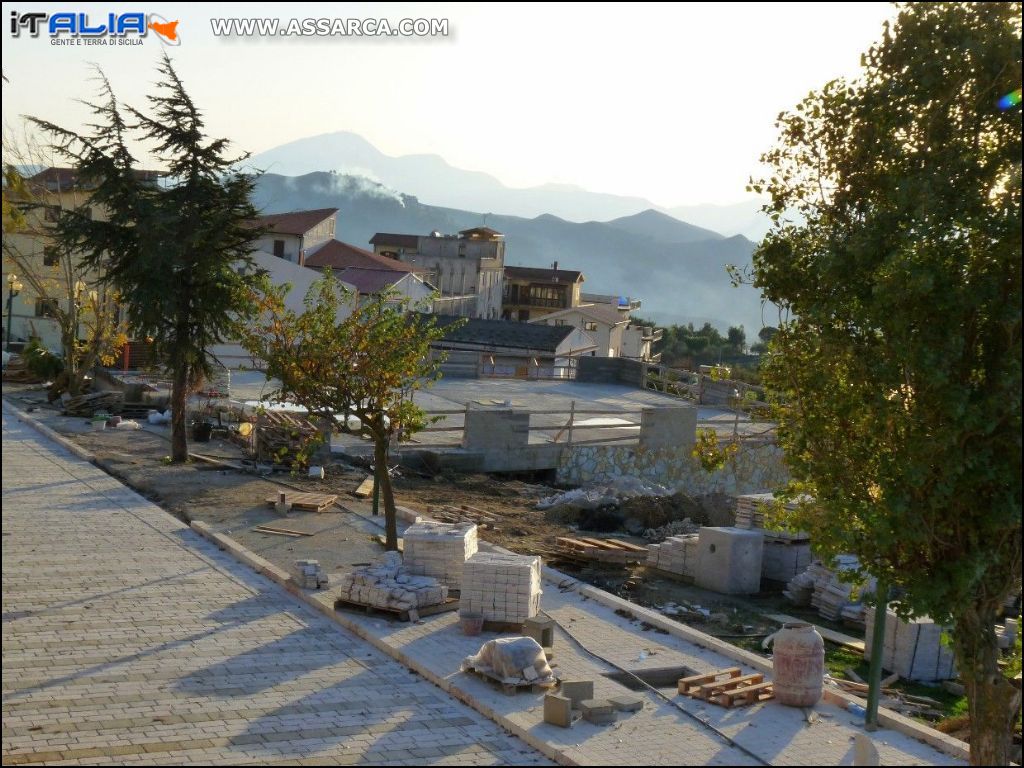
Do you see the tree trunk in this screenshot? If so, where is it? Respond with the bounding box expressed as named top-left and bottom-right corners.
top-left (373, 432), bottom-right (398, 551)
top-left (953, 605), bottom-right (1020, 766)
top-left (170, 363), bottom-right (189, 462)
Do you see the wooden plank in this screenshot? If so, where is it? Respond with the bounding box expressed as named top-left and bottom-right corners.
top-left (576, 537), bottom-right (623, 551)
top-left (678, 667), bottom-right (741, 695)
top-left (353, 476), bottom-right (375, 498)
top-left (608, 539), bottom-right (648, 553)
top-left (764, 613), bottom-right (866, 651)
top-left (251, 528), bottom-right (311, 536)
top-left (717, 681), bottom-right (775, 707)
top-left (555, 537), bottom-right (594, 550)
top-left (698, 673), bottom-right (763, 699)
top-left (253, 527), bottom-right (304, 538)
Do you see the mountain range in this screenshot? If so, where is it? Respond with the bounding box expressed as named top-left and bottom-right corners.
top-left (252, 172), bottom-right (771, 334)
top-left (248, 131), bottom-right (771, 241)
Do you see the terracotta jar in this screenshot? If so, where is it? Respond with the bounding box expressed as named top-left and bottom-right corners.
top-left (772, 622), bottom-right (825, 706)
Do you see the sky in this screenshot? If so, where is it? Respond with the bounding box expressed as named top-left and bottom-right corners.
top-left (1, 2), bottom-right (898, 206)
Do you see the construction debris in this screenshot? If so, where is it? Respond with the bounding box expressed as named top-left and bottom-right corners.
top-left (428, 504), bottom-right (501, 530)
top-left (263, 491), bottom-right (337, 513)
top-left (335, 551), bottom-right (448, 612)
top-left (293, 559), bottom-right (328, 589)
top-left (460, 551), bottom-right (542, 624)
top-left (64, 391), bottom-right (123, 417)
top-left (784, 556), bottom-right (874, 628)
top-left (353, 475), bottom-right (375, 498)
top-left (403, 521), bottom-right (478, 588)
top-left (554, 536), bottom-right (647, 564)
top-left (642, 518), bottom-right (699, 542)
top-left (253, 410), bottom-right (320, 464)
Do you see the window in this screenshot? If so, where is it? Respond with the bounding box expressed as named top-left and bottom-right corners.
top-left (43, 247), bottom-right (60, 267)
top-left (273, 239), bottom-right (286, 258)
top-left (35, 298), bottom-right (59, 318)
top-left (43, 206), bottom-right (61, 224)
top-left (553, 319), bottom-right (566, 326)
top-left (584, 321), bottom-right (599, 332)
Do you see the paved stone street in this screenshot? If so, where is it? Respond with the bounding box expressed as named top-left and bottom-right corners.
top-left (1, 412), bottom-right (549, 767)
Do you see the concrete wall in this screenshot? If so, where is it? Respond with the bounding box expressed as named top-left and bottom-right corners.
top-left (576, 355), bottom-right (646, 386)
top-left (557, 440), bottom-right (788, 496)
top-left (638, 406), bottom-right (697, 451)
top-left (460, 408), bottom-right (562, 472)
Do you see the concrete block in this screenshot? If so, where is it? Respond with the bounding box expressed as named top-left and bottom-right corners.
top-left (580, 699), bottom-right (616, 724)
top-left (694, 526), bottom-right (764, 595)
top-left (638, 405), bottom-right (697, 452)
top-left (523, 616), bottom-right (555, 649)
top-left (462, 409), bottom-right (529, 452)
top-left (608, 694), bottom-right (643, 713)
top-left (543, 694), bottom-right (572, 728)
top-left (559, 680), bottom-right (594, 707)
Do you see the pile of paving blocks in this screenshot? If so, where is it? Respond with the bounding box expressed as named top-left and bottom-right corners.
top-left (543, 680), bottom-right (643, 728)
top-left (734, 494), bottom-right (812, 582)
top-left (403, 521), bottom-right (478, 588)
top-left (460, 551), bottom-right (541, 624)
top-left (292, 560), bottom-right (329, 589)
top-left (646, 534), bottom-right (699, 578)
top-left (865, 606), bottom-right (957, 681)
top-left (336, 552), bottom-right (448, 612)
top-left (785, 555), bottom-right (873, 626)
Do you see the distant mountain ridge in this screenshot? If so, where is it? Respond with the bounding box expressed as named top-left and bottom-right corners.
top-left (248, 130), bottom-right (771, 241)
top-left (252, 172), bottom-right (768, 334)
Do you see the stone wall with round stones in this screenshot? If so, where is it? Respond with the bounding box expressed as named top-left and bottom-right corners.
top-left (556, 440), bottom-right (788, 496)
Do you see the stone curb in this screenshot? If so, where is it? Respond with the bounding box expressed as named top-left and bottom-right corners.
top-left (2, 399), bottom-right (99, 464)
top-left (6, 400), bottom-right (968, 763)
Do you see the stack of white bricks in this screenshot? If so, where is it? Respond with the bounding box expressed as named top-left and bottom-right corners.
top-left (865, 607), bottom-right (957, 681)
top-left (646, 534), bottom-right (699, 578)
top-left (403, 521), bottom-right (478, 588)
top-left (734, 493), bottom-right (810, 541)
top-left (460, 552), bottom-right (541, 623)
top-left (336, 552), bottom-right (447, 612)
top-left (293, 560), bottom-right (329, 589)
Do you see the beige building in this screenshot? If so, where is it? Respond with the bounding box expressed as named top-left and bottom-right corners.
top-left (580, 292), bottom-right (662, 362)
top-left (532, 300), bottom-right (662, 362)
top-left (501, 264), bottom-right (585, 322)
top-left (2, 167), bottom-right (162, 352)
top-left (251, 208), bottom-right (337, 265)
top-left (369, 227), bottom-right (505, 319)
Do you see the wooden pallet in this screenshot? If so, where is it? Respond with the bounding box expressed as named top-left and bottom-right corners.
top-left (264, 492), bottom-right (338, 513)
top-left (334, 596), bottom-right (459, 622)
top-left (554, 536), bottom-right (648, 564)
top-left (428, 504), bottom-right (501, 530)
top-left (462, 663), bottom-right (558, 696)
top-left (678, 667), bottom-right (774, 707)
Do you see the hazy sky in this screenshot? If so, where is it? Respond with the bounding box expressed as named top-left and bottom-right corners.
top-left (2, 2), bottom-right (897, 206)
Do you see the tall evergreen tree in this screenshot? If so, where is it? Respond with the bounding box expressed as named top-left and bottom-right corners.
top-left (32, 55), bottom-right (265, 460)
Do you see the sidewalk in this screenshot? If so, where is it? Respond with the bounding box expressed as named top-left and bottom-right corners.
top-left (1, 412), bottom-right (549, 767)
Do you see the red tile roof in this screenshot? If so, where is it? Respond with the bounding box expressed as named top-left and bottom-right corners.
top-left (337, 268), bottom-right (415, 294)
top-left (252, 208), bottom-right (338, 235)
top-left (369, 232), bottom-right (420, 249)
top-left (459, 226), bottom-right (503, 239)
top-left (505, 265), bottom-right (584, 283)
top-left (27, 166), bottom-right (165, 190)
top-left (304, 240), bottom-right (423, 272)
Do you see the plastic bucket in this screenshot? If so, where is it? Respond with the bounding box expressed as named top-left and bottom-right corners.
top-left (460, 613), bottom-right (484, 636)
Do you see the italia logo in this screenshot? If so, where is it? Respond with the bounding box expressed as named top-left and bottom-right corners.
top-left (9, 11), bottom-right (180, 45)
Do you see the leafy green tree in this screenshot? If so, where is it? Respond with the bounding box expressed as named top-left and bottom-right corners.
top-left (751, 4), bottom-right (1020, 763)
top-left (757, 326), bottom-right (778, 344)
top-left (241, 272), bottom-right (456, 550)
top-left (726, 325), bottom-right (746, 353)
top-left (31, 55), bottom-right (264, 460)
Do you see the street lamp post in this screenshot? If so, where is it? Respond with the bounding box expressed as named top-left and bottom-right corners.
top-left (6, 273), bottom-right (24, 351)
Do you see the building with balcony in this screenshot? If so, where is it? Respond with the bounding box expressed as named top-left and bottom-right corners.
top-left (369, 227), bottom-right (505, 319)
top-left (501, 264), bottom-right (585, 322)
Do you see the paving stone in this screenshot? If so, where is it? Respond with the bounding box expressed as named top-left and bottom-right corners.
top-left (0, 413), bottom-right (549, 767)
